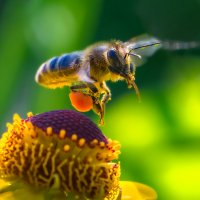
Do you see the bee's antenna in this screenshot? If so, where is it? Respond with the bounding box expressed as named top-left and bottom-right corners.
top-left (129, 53), bottom-right (142, 59)
top-left (124, 52), bottom-right (142, 60)
top-left (124, 53), bottom-right (128, 60)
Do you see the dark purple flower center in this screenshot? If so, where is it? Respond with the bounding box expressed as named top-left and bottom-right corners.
top-left (26, 110), bottom-right (108, 144)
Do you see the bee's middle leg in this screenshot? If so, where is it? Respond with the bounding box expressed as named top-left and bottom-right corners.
top-left (70, 82), bottom-right (98, 96)
top-left (93, 82), bottom-right (111, 125)
top-left (100, 82), bottom-right (111, 104)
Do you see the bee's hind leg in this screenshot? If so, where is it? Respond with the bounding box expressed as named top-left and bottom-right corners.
top-left (70, 82), bottom-right (105, 125)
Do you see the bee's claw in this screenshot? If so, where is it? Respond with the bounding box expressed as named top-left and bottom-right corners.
top-left (94, 98), bottom-right (100, 104)
top-left (99, 118), bottom-right (104, 126)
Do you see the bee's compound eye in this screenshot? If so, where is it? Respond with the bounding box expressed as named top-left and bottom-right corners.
top-left (107, 49), bottom-right (117, 60)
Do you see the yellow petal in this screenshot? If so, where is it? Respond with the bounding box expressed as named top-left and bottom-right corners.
top-left (120, 181), bottom-right (157, 200)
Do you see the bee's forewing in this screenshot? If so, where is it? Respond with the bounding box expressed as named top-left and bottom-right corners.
top-left (126, 35), bottom-right (162, 67)
top-left (77, 61), bottom-right (94, 83)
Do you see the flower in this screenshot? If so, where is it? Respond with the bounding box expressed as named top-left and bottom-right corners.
top-left (0, 110), bottom-right (157, 200)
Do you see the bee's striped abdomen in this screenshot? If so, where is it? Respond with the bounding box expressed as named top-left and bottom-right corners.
top-left (49, 57), bottom-right (59, 71)
top-left (35, 51), bottom-right (83, 88)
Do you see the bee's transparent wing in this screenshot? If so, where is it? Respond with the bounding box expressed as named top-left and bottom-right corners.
top-left (77, 61), bottom-right (94, 83)
top-left (126, 34), bottom-right (199, 67)
top-left (125, 34), bottom-right (162, 67)
top-left (127, 34), bottom-right (161, 56)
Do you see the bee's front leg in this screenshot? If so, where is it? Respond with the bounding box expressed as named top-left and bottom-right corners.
top-left (126, 75), bottom-right (141, 102)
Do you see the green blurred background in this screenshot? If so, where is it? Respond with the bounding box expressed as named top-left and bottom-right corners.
top-left (0, 0), bottom-right (200, 199)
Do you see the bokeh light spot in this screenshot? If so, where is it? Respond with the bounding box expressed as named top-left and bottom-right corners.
top-left (30, 3), bottom-right (76, 52)
top-left (103, 93), bottom-right (167, 148)
top-left (168, 79), bottom-right (200, 135)
top-left (161, 152), bottom-right (200, 200)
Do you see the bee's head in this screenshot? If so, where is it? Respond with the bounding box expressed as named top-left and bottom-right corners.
top-left (107, 45), bottom-right (134, 77)
top-left (107, 45), bottom-right (141, 101)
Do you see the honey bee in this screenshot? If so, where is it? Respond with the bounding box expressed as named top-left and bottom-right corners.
top-left (35, 35), bottom-right (198, 125)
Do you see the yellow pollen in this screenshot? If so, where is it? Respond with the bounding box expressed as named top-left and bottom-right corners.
top-left (18, 139), bottom-right (22, 144)
top-left (6, 123), bottom-right (12, 128)
top-left (63, 144), bottom-right (70, 152)
top-left (46, 127), bottom-right (53, 136)
top-left (90, 139), bottom-right (98, 147)
top-left (75, 195), bottom-right (79, 199)
top-left (30, 129), bottom-right (37, 138)
top-left (13, 113), bottom-right (21, 121)
top-left (99, 141), bottom-right (105, 148)
top-left (96, 153), bottom-right (103, 161)
top-left (59, 129), bottom-right (66, 139)
top-left (86, 156), bottom-right (93, 163)
top-left (71, 134), bottom-right (77, 141)
top-left (78, 138), bottom-right (85, 147)
top-left (107, 153), bottom-right (112, 158)
top-left (108, 138), bottom-right (112, 143)
top-left (27, 112), bottom-right (33, 117)
top-left (114, 144), bottom-right (121, 150)
top-left (26, 121), bottom-right (34, 129)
